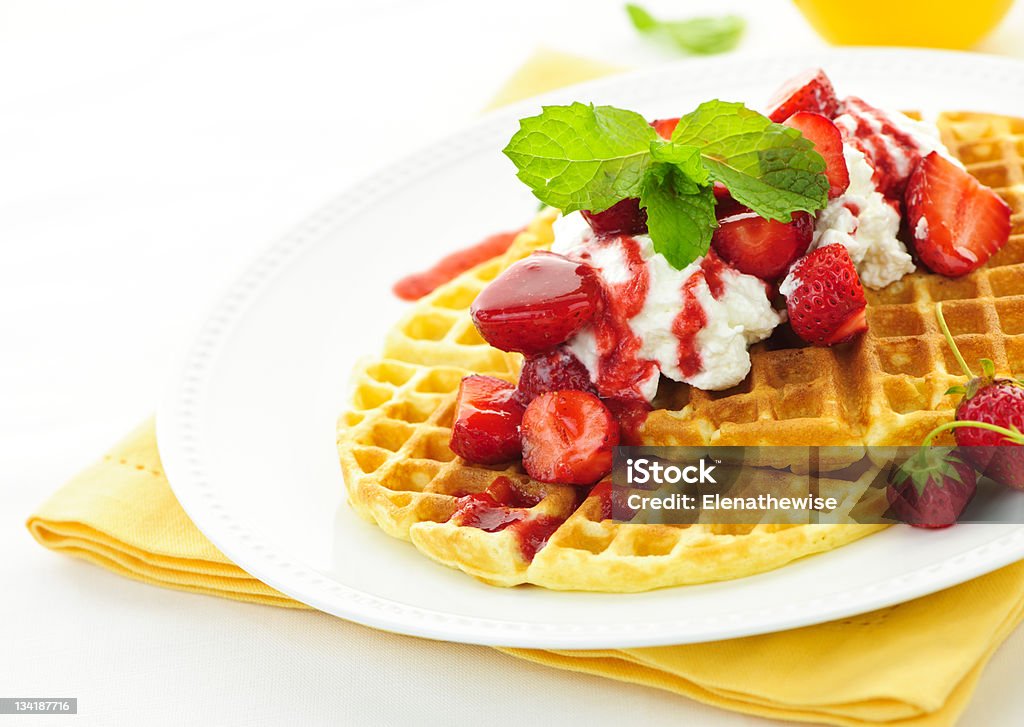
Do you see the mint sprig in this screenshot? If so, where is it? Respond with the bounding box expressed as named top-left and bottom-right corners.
top-left (502, 99), bottom-right (829, 269)
top-left (626, 4), bottom-right (745, 56)
top-left (670, 101), bottom-right (828, 221)
top-left (502, 102), bottom-right (658, 214)
top-left (640, 163), bottom-right (716, 269)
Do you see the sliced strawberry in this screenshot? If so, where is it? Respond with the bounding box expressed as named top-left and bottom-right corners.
top-left (602, 397), bottom-right (650, 446)
top-left (650, 117), bottom-right (680, 140)
top-left (766, 68), bottom-right (840, 123)
top-left (784, 112), bottom-right (850, 197)
top-left (906, 152), bottom-right (1011, 277)
top-left (471, 251), bottom-right (603, 354)
top-left (830, 308), bottom-right (868, 343)
top-left (449, 376), bottom-right (524, 464)
top-left (516, 347), bottom-right (596, 405)
top-left (581, 198), bottom-right (648, 236)
top-left (711, 205), bottom-right (813, 281)
top-left (712, 182), bottom-right (731, 202)
top-left (886, 448), bottom-right (977, 529)
top-left (783, 243), bottom-right (868, 346)
top-left (521, 391), bottom-right (620, 485)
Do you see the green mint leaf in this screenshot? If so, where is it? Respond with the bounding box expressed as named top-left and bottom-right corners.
top-left (640, 163), bottom-right (716, 269)
top-left (502, 102), bottom-right (658, 214)
top-left (671, 100), bottom-right (829, 221)
top-left (649, 142), bottom-right (708, 185)
top-left (626, 4), bottom-right (745, 56)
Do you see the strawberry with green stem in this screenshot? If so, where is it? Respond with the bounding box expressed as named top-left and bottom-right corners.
top-left (886, 446), bottom-right (977, 529)
top-left (923, 302), bottom-right (1024, 490)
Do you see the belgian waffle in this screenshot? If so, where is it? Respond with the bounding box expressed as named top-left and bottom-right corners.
top-left (337, 112), bottom-right (1024, 591)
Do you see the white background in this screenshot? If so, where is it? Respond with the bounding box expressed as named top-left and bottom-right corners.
top-left (4, 1), bottom-right (1024, 724)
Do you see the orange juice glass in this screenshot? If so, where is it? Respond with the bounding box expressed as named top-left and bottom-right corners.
top-left (793, 0), bottom-right (1014, 49)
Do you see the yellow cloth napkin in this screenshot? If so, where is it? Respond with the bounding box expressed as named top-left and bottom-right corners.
top-left (28, 50), bottom-right (1024, 727)
top-left (27, 420), bottom-right (303, 609)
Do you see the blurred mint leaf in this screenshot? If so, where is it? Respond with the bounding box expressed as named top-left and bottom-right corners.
top-left (626, 4), bottom-right (745, 56)
top-left (640, 163), bottom-right (716, 269)
top-left (502, 102), bottom-right (658, 214)
top-left (671, 100), bottom-right (829, 221)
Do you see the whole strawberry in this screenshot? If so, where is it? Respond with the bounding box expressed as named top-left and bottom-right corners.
top-left (923, 303), bottom-right (1024, 490)
top-left (782, 243), bottom-right (868, 346)
top-left (953, 367), bottom-right (1024, 489)
top-left (886, 447), bottom-right (977, 529)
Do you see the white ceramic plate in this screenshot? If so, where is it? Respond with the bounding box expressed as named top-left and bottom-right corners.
top-left (158, 48), bottom-right (1024, 648)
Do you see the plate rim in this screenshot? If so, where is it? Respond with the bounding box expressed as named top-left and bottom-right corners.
top-left (158, 47), bottom-right (1024, 648)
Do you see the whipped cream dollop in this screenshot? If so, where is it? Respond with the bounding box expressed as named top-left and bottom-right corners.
top-left (808, 143), bottom-right (914, 289)
top-left (551, 211), bottom-right (783, 399)
top-left (809, 108), bottom-right (960, 289)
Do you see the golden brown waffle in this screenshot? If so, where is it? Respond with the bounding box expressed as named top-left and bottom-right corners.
top-left (338, 112), bottom-right (1024, 591)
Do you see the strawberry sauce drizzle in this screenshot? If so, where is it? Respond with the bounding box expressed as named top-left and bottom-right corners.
top-left (449, 476), bottom-right (564, 561)
top-left (673, 272), bottom-right (708, 379)
top-left (576, 235), bottom-right (658, 401)
top-left (514, 516), bottom-right (564, 560)
top-left (393, 228), bottom-right (522, 301)
top-left (840, 98), bottom-right (925, 198)
top-left (699, 248), bottom-right (729, 300)
top-left (591, 480), bottom-right (639, 522)
top-left (667, 250), bottom-right (732, 380)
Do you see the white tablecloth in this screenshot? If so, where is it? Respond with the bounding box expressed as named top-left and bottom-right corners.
top-left (4, 1), bottom-right (1024, 724)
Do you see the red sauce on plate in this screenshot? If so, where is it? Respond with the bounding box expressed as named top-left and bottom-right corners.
top-left (393, 228), bottom-right (523, 301)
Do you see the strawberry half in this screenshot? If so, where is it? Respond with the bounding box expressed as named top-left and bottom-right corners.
top-left (650, 117), bottom-right (680, 140)
top-left (784, 112), bottom-right (850, 198)
top-left (581, 198), bottom-right (648, 236)
top-left (766, 68), bottom-right (840, 123)
top-left (516, 347), bottom-right (596, 405)
top-left (711, 182), bottom-right (731, 202)
top-left (886, 447), bottom-right (977, 529)
top-left (905, 152), bottom-right (1011, 278)
top-left (471, 251), bottom-right (603, 354)
top-left (521, 391), bottom-right (620, 485)
top-left (783, 243), bottom-right (868, 346)
top-left (711, 202), bottom-right (813, 281)
top-left (449, 376), bottom-right (525, 464)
